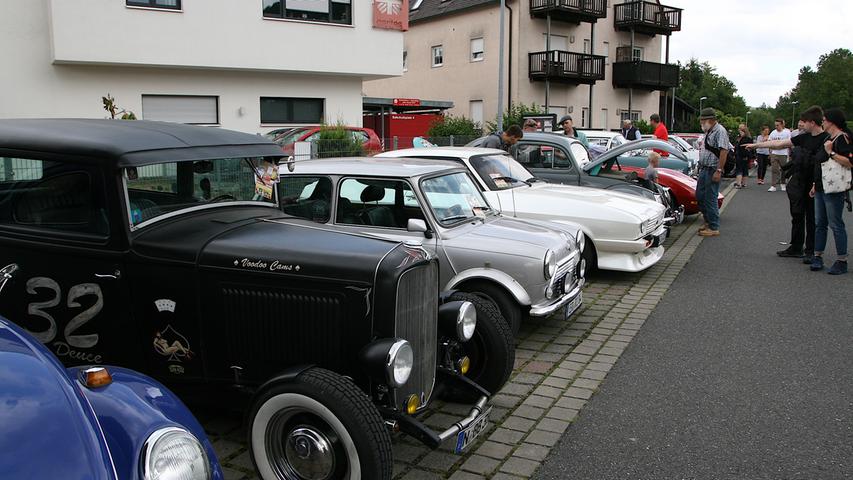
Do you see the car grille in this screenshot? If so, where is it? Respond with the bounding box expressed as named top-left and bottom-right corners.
top-left (393, 262), bottom-right (438, 412)
top-left (552, 254), bottom-right (578, 295)
top-left (642, 212), bottom-right (664, 235)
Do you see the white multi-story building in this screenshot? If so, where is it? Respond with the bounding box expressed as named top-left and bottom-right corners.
top-left (0, 0), bottom-right (404, 133)
top-left (364, 0), bottom-right (683, 131)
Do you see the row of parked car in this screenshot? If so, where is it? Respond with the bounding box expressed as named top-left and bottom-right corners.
top-left (0, 118), bottom-right (703, 480)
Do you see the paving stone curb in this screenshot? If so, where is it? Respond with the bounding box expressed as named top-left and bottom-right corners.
top-left (204, 183), bottom-right (740, 480)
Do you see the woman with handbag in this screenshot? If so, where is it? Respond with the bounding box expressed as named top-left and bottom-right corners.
top-left (755, 126), bottom-right (771, 185)
top-left (809, 108), bottom-right (853, 275)
top-left (734, 123), bottom-right (754, 188)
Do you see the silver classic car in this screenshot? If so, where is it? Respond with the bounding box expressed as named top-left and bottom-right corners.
top-left (278, 157), bottom-right (585, 393)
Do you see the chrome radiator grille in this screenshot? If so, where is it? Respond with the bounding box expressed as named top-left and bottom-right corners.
top-left (393, 262), bottom-right (439, 411)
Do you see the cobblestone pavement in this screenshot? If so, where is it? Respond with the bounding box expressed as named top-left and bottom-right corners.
top-left (200, 183), bottom-right (737, 480)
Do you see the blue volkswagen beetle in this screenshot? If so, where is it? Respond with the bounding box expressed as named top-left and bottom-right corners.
top-left (0, 267), bottom-right (222, 480)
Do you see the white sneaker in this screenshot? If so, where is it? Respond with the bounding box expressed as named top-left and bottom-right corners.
top-left (768, 186), bottom-right (777, 192)
top-left (781, 184), bottom-right (787, 191)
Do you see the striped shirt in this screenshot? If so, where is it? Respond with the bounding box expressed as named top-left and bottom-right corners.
top-left (698, 122), bottom-right (729, 168)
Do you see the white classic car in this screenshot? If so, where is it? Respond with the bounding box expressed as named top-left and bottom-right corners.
top-left (376, 147), bottom-right (669, 273)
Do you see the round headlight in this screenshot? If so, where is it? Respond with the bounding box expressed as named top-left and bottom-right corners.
top-left (142, 428), bottom-right (210, 480)
top-left (576, 232), bottom-right (585, 253)
top-left (388, 340), bottom-right (413, 388)
top-left (456, 301), bottom-right (477, 341)
top-left (578, 258), bottom-right (587, 279)
top-left (544, 250), bottom-right (557, 279)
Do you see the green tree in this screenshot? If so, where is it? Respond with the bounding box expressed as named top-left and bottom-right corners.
top-left (427, 115), bottom-right (481, 137)
top-left (485, 102), bottom-right (545, 133)
top-left (675, 59), bottom-right (749, 132)
top-left (774, 49), bottom-right (853, 123)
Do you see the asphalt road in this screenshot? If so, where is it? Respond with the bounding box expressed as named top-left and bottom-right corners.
top-left (536, 182), bottom-right (853, 480)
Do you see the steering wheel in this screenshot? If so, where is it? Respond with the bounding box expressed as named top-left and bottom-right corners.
top-left (209, 194), bottom-right (236, 203)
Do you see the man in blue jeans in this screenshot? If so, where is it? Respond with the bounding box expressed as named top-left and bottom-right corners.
top-left (695, 108), bottom-right (729, 237)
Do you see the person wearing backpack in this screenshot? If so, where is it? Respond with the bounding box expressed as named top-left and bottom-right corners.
top-left (695, 108), bottom-right (729, 237)
top-left (809, 108), bottom-right (852, 275)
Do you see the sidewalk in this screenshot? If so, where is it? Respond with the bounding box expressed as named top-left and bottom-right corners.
top-left (535, 182), bottom-right (853, 479)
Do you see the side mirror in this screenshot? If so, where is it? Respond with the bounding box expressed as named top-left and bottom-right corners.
top-left (407, 219), bottom-right (433, 239)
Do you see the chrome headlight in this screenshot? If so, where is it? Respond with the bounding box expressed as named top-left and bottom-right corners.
top-left (577, 258), bottom-right (587, 279)
top-left (456, 301), bottom-right (477, 341)
top-left (544, 250), bottom-right (557, 279)
top-left (387, 340), bottom-right (413, 388)
top-left (142, 427), bottom-right (210, 480)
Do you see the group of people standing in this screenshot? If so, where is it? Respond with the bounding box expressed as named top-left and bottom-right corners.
top-left (745, 106), bottom-right (852, 275)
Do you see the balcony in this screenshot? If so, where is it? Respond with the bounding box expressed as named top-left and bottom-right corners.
top-left (614, 1), bottom-right (682, 36)
top-left (612, 48), bottom-right (679, 90)
top-left (529, 0), bottom-right (606, 24)
top-left (529, 51), bottom-right (605, 85)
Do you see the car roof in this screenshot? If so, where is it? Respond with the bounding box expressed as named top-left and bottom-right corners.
top-left (289, 156), bottom-right (465, 178)
top-left (514, 131), bottom-right (581, 146)
top-left (0, 118), bottom-right (285, 167)
top-left (582, 130), bottom-right (621, 138)
top-left (379, 146), bottom-right (507, 160)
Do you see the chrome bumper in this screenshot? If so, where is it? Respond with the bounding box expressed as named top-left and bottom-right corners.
top-left (664, 205), bottom-right (685, 226)
top-left (529, 280), bottom-right (584, 317)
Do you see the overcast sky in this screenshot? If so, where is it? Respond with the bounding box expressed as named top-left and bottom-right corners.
top-left (663, 0), bottom-right (851, 108)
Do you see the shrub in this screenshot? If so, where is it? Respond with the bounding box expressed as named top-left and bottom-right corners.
top-left (427, 115), bottom-right (482, 137)
top-left (315, 124), bottom-right (365, 158)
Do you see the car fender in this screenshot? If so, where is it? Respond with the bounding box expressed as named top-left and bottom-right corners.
top-left (445, 269), bottom-right (532, 307)
top-left (71, 366), bottom-right (224, 480)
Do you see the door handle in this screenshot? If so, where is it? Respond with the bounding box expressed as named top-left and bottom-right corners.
top-left (95, 269), bottom-right (122, 280)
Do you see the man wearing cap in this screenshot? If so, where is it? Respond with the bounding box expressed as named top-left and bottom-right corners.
top-left (695, 108), bottom-right (729, 237)
top-left (559, 115), bottom-right (588, 147)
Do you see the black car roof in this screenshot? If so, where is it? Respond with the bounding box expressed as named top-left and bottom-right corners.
top-left (0, 119), bottom-right (286, 167)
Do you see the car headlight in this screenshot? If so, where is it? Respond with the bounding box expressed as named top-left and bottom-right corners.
top-left (577, 258), bottom-right (587, 279)
top-left (387, 340), bottom-right (413, 388)
top-left (456, 301), bottom-right (477, 341)
top-left (142, 427), bottom-right (210, 480)
top-left (544, 250), bottom-right (557, 279)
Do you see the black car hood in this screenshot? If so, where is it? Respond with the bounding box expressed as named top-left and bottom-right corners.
top-left (197, 217), bottom-right (400, 284)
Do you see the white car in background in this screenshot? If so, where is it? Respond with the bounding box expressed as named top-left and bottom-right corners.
top-left (377, 147), bottom-right (668, 273)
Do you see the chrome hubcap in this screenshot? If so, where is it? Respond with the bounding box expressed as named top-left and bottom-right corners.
top-left (284, 426), bottom-right (335, 479)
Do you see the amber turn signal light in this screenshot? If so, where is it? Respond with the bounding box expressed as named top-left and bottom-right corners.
top-left (406, 394), bottom-right (420, 415)
top-left (82, 367), bottom-right (113, 388)
top-left (458, 356), bottom-right (471, 375)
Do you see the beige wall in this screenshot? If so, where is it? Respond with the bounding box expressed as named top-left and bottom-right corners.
top-left (364, 1), bottom-right (670, 132)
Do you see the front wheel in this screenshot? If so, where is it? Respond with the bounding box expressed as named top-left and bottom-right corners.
top-left (249, 368), bottom-right (392, 480)
top-left (443, 292), bottom-right (515, 402)
top-left (462, 281), bottom-right (523, 335)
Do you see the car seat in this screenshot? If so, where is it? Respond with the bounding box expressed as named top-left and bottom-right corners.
top-left (359, 185), bottom-right (395, 227)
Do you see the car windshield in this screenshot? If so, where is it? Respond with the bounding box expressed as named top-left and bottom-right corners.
top-left (421, 172), bottom-right (492, 225)
top-left (124, 157), bottom-right (278, 227)
top-left (469, 154), bottom-right (534, 191)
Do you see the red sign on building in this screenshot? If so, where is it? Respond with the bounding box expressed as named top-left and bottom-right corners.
top-left (392, 98), bottom-right (421, 107)
top-left (373, 0), bottom-right (409, 31)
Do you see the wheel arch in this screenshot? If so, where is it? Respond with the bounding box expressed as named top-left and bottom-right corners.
top-left (445, 270), bottom-right (531, 307)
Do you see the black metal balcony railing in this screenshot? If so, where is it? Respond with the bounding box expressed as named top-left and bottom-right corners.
top-left (614, 1), bottom-right (682, 35)
top-left (529, 51), bottom-right (606, 85)
top-left (529, 0), bottom-right (606, 23)
top-left (612, 60), bottom-right (679, 90)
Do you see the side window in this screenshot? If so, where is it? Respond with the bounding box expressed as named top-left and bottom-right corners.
top-left (515, 144), bottom-right (545, 168)
top-left (336, 178), bottom-right (423, 228)
top-left (0, 157), bottom-right (109, 237)
top-left (552, 147), bottom-right (576, 169)
top-left (351, 131), bottom-right (369, 144)
top-left (279, 176), bottom-right (333, 223)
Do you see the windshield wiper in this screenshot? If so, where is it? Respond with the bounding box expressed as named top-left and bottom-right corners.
top-left (441, 215), bottom-right (472, 222)
top-left (527, 176), bottom-right (545, 183)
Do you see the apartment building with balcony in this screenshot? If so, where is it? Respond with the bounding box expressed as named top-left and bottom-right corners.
top-left (0, 0), bottom-right (404, 133)
top-left (364, 0), bottom-right (682, 131)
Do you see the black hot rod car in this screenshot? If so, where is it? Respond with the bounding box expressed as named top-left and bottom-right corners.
top-left (0, 119), bottom-right (500, 480)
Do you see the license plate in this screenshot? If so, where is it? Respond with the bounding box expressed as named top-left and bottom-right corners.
top-left (564, 293), bottom-right (583, 320)
top-left (455, 407), bottom-right (492, 453)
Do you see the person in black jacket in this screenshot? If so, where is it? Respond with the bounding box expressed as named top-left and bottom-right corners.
top-left (747, 106), bottom-right (828, 261)
top-left (734, 123), bottom-right (754, 188)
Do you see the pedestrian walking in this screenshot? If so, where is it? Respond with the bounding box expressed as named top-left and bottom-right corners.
top-left (746, 106), bottom-right (829, 261)
top-left (768, 119), bottom-right (792, 192)
top-left (809, 108), bottom-right (852, 275)
top-left (482, 125), bottom-right (524, 152)
top-left (734, 123), bottom-right (754, 188)
top-left (755, 126), bottom-right (771, 185)
top-left (695, 108), bottom-right (728, 237)
top-left (621, 119), bottom-right (641, 141)
top-left (650, 114), bottom-right (669, 157)
top-left (559, 115), bottom-right (589, 147)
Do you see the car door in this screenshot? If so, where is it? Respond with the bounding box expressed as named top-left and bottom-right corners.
top-left (514, 141), bottom-right (583, 186)
top-left (0, 156), bottom-right (133, 368)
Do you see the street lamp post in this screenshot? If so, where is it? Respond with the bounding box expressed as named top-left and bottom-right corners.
top-left (699, 96), bottom-right (708, 112)
top-left (791, 101), bottom-right (799, 128)
top-left (746, 111), bottom-right (751, 128)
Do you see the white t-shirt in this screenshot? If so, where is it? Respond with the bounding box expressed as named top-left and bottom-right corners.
top-left (768, 128), bottom-right (791, 156)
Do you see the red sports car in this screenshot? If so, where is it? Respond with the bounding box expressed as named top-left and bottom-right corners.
top-left (619, 165), bottom-right (724, 215)
top-left (269, 126), bottom-right (382, 156)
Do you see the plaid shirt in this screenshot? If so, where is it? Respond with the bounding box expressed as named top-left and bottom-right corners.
top-left (698, 122), bottom-right (729, 168)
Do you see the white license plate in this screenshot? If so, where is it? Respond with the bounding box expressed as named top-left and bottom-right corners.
top-left (455, 407), bottom-right (492, 453)
top-left (564, 293), bottom-right (583, 320)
